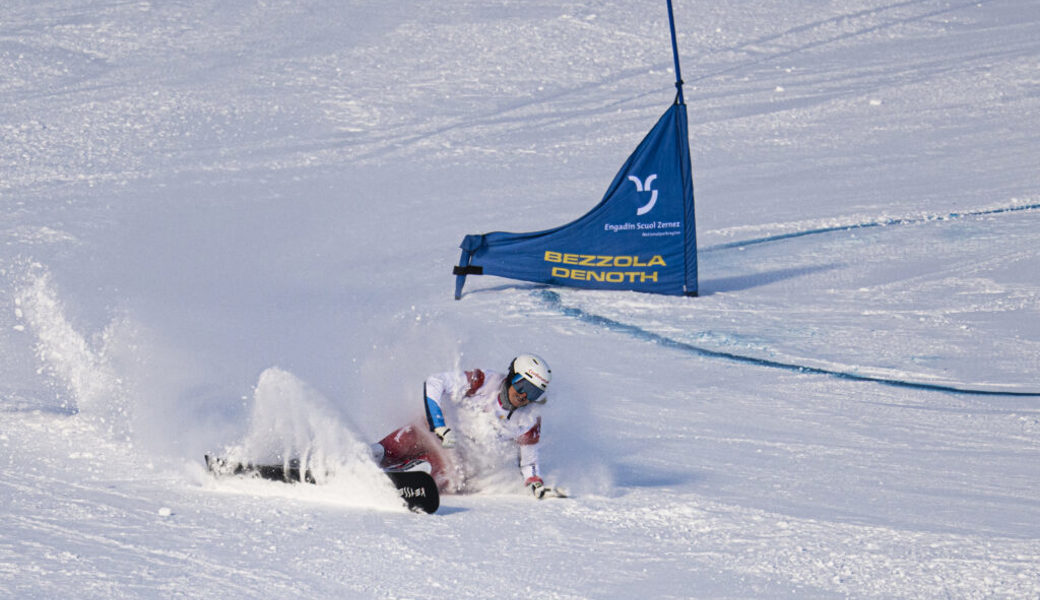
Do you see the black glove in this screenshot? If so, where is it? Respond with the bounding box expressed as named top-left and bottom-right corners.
top-left (433, 426), bottom-right (456, 449)
top-left (526, 477), bottom-right (554, 499)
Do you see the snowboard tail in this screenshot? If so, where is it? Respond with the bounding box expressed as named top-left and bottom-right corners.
top-left (384, 470), bottom-right (439, 514)
top-left (204, 455), bottom-right (439, 514)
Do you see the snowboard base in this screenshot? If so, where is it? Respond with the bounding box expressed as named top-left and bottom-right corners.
top-left (204, 455), bottom-right (439, 514)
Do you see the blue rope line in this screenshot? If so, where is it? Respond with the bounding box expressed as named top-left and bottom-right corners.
top-left (704, 202), bottom-right (1040, 252)
top-left (537, 290), bottom-right (1040, 397)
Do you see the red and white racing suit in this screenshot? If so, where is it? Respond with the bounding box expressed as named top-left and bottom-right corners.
top-left (374, 369), bottom-right (543, 493)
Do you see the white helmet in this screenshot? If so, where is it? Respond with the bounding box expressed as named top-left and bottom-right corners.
top-left (507, 354), bottom-right (551, 404)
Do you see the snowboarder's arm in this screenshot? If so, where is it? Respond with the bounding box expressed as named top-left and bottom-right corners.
top-left (519, 443), bottom-right (540, 478)
top-left (517, 418), bottom-right (563, 499)
top-left (518, 420), bottom-right (541, 483)
top-left (423, 371), bottom-right (470, 445)
top-left (423, 372), bottom-right (459, 428)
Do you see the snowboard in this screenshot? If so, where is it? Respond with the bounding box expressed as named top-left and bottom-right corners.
top-left (204, 455), bottom-right (440, 514)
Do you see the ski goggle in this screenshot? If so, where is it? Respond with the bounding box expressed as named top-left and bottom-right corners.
top-left (511, 374), bottom-right (545, 403)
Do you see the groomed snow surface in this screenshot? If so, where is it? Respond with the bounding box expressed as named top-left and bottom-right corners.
top-left (2, 1), bottom-right (1039, 598)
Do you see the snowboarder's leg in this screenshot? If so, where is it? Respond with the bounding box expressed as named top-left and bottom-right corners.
top-left (373, 420), bottom-right (455, 492)
top-left (374, 423), bottom-right (429, 465)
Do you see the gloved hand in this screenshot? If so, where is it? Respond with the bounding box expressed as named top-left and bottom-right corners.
top-left (433, 426), bottom-right (456, 449)
top-left (526, 476), bottom-right (553, 500)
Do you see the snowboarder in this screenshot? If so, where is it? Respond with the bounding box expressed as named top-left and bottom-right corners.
top-left (370, 353), bottom-right (562, 499)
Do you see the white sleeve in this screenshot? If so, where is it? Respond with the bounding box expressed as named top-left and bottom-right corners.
top-left (425, 371), bottom-right (472, 402)
top-left (423, 371), bottom-right (469, 429)
top-left (519, 443), bottom-right (540, 481)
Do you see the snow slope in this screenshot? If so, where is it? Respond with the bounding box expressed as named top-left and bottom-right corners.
top-left (2, 0), bottom-right (1039, 598)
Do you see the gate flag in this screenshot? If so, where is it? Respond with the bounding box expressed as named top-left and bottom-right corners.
top-left (452, 100), bottom-right (697, 299)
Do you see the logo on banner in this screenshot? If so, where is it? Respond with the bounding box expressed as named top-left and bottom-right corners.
top-left (628, 174), bottom-right (658, 216)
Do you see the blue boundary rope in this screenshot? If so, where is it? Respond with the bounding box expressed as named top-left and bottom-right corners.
top-left (537, 290), bottom-right (1040, 398)
top-left (704, 202), bottom-right (1040, 252)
